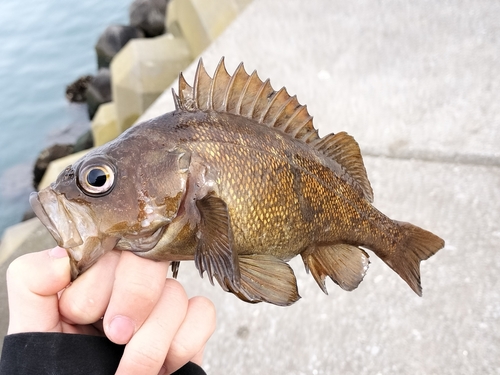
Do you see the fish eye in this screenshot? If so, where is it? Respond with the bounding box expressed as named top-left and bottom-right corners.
top-left (78, 163), bottom-right (115, 196)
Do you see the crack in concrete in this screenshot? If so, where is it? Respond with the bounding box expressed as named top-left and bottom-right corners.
top-left (362, 148), bottom-right (500, 168)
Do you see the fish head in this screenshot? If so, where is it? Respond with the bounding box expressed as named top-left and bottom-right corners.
top-left (30, 130), bottom-right (190, 279)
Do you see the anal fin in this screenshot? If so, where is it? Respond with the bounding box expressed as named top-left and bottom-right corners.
top-left (218, 254), bottom-right (300, 306)
top-left (301, 244), bottom-right (370, 294)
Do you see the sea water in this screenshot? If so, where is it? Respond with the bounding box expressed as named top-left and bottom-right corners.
top-left (0, 0), bottom-right (129, 237)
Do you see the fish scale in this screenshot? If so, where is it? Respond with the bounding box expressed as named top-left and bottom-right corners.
top-left (29, 58), bottom-right (444, 306)
top-left (189, 128), bottom-right (304, 257)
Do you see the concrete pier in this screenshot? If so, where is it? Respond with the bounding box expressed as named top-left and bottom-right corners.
top-left (1, 0), bottom-right (499, 373)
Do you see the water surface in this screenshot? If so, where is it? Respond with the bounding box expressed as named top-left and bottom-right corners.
top-left (0, 0), bottom-right (129, 236)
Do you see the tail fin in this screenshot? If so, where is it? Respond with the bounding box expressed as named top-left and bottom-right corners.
top-left (383, 221), bottom-right (444, 296)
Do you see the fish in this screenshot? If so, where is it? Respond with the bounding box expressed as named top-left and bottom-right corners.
top-left (30, 58), bottom-right (444, 306)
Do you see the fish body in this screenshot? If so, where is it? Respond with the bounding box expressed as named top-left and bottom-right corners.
top-left (30, 59), bottom-right (444, 306)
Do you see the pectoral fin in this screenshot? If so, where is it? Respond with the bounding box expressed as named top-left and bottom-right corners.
top-left (218, 254), bottom-right (300, 306)
top-left (302, 244), bottom-right (370, 293)
top-left (195, 193), bottom-right (240, 289)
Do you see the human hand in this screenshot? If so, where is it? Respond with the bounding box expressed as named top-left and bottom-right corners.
top-left (6, 247), bottom-right (216, 374)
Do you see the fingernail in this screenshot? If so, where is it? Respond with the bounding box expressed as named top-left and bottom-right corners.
top-left (49, 246), bottom-right (68, 259)
top-left (108, 315), bottom-right (135, 344)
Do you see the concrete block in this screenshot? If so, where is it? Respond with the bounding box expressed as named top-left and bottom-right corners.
top-left (166, 0), bottom-right (243, 57)
top-left (230, 0), bottom-right (253, 12)
top-left (111, 33), bottom-right (191, 132)
top-left (86, 68), bottom-right (112, 120)
top-left (91, 102), bottom-right (119, 146)
top-left (38, 149), bottom-right (91, 190)
top-left (129, 0), bottom-right (167, 37)
top-left (165, 0), bottom-right (183, 38)
top-left (95, 25), bottom-right (144, 69)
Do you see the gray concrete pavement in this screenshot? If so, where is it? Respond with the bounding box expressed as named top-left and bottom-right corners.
top-left (2, 0), bottom-right (499, 374)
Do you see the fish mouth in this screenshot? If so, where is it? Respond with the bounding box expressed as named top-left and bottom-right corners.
top-left (30, 190), bottom-right (83, 248)
top-left (30, 189), bottom-right (118, 280)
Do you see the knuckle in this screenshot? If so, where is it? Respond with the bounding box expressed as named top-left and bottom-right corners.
top-left (190, 296), bottom-right (216, 316)
top-left (163, 279), bottom-right (188, 306)
top-left (63, 294), bottom-right (100, 322)
top-left (126, 277), bottom-right (163, 307)
top-left (169, 337), bottom-right (195, 360)
top-left (189, 296), bottom-right (217, 330)
top-left (128, 345), bottom-right (166, 372)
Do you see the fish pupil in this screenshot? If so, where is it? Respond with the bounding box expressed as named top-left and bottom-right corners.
top-left (87, 169), bottom-right (107, 187)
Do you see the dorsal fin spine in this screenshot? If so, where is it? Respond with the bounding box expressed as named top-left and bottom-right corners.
top-left (210, 60), bottom-right (222, 110)
top-left (311, 133), bottom-right (332, 151)
top-left (227, 63), bottom-right (249, 114)
top-left (178, 73), bottom-right (187, 103)
top-left (277, 105), bottom-right (298, 131)
top-left (172, 88), bottom-right (180, 110)
top-left (208, 57), bottom-right (224, 109)
top-left (223, 63), bottom-right (243, 112)
top-left (271, 95), bottom-right (299, 129)
top-left (193, 59), bottom-right (203, 109)
top-left (236, 70), bottom-right (256, 115)
top-left (250, 78), bottom-right (271, 121)
top-left (211, 58), bottom-right (231, 111)
top-left (239, 71), bottom-right (261, 117)
top-left (178, 73), bottom-right (194, 110)
top-left (267, 94), bottom-right (296, 128)
top-left (301, 128), bottom-right (319, 143)
top-left (281, 105), bottom-right (307, 133)
top-left (290, 116), bottom-right (314, 138)
top-left (259, 87), bottom-right (286, 124)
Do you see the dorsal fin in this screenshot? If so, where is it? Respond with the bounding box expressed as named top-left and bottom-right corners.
top-left (311, 132), bottom-right (374, 202)
top-left (173, 58), bottom-right (373, 201)
top-left (173, 58), bottom-right (320, 144)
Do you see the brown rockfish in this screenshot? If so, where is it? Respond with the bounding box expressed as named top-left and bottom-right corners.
top-left (30, 58), bottom-right (444, 306)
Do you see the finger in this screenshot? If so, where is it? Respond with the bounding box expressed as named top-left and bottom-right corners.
top-left (6, 247), bottom-right (70, 334)
top-left (163, 296), bottom-right (216, 374)
top-left (103, 251), bottom-right (170, 344)
top-left (59, 250), bottom-right (120, 325)
top-left (115, 279), bottom-right (188, 375)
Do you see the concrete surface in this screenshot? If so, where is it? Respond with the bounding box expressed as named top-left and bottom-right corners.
top-left (2, 0), bottom-right (499, 374)
top-left (91, 102), bottom-right (119, 147)
top-left (111, 33), bottom-right (192, 132)
top-left (166, 0), bottom-right (251, 57)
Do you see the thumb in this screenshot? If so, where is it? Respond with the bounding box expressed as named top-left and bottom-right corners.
top-left (6, 247), bottom-right (71, 334)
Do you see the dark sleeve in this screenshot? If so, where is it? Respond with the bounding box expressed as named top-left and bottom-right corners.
top-left (0, 332), bottom-right (206, 375)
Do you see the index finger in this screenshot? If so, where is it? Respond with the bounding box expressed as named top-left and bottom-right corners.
top-left (103, 251), bottom-right (170, 344)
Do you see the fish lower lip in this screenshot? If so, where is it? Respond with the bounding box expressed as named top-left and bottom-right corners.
top-left (29, 191), bottom-right (63, 245)
top-left (30, 190), bottom-right (83, 248)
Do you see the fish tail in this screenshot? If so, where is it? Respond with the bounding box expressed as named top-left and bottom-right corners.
top-left (383, 221), bottom-right (444, 296)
